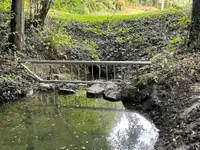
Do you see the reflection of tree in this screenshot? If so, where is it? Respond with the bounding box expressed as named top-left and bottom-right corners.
top-left (137, 141), bottom-right (154, 150)
top-left (108, 112), bottom-right (144, 150)
top-left (0, 92), bottom-right (120, 150)
top-left (35, 93), bottom-right (117, 149)
top-left (1, 92), bottom-right (159, 150)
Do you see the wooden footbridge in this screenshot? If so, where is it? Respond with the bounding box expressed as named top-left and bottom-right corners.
top-left (18, 60), bottom-right (151, 85)
top-left (18, 60), bottom-right (151, 112)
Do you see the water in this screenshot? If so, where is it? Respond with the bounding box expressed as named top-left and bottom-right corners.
top-left (0, 92), bottom-right (158, 150)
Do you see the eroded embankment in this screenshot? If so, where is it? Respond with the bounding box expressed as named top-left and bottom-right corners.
top-left (64, 9), bottom-right (185, 61)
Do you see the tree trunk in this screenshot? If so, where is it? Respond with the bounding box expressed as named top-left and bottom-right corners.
top-left (9, 0), bottom-right (25, 50)
top-left (188, 0), bottom-right (200, 50)
top-left (33, 0), bottom-right (52, 27)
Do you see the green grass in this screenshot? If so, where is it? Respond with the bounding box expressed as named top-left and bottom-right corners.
top-left (48, 8), bottom-right (182, 23)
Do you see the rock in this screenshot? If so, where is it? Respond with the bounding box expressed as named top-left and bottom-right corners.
top-left (21, 88), bottom-right (34, 97)
top-left (58, 89), bottom-right (75, 95)
top-left (26, 89), bottom-right (34, 96)
top-left (86, 84), bottom-right (105, 98)
top-left (54, 83), bottom-right (79, 91)
top-left (120, 84), bottom-right (138, 102)
top-left (103, 82), bottom-right (121, 101)
top-left (39, 83), bottom-right (54, 91)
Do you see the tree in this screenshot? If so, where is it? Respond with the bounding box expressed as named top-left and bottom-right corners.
top-left (188, 0), bottom-right (200, 50)
top-left (33, 0), bottom-right (53, 27)
top-left (26, 0), bottom-right (53, 28)
top-left (115, 0), bottom-right (125, 11)
top-left (9, 0), bottom-right (25, 50)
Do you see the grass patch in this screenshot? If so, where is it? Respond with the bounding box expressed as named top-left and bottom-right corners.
top-left (48, 8), bottom-right (182, 23)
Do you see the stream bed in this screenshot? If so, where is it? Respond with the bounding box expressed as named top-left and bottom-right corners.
top-left (0, 92), bottom-right (158, 150)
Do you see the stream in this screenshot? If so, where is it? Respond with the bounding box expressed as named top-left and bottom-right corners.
top-left (0, 92), bottom-right (158, 150)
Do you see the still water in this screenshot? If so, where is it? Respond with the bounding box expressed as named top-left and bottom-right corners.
top-left (0, 92), bottom-right (158, 150)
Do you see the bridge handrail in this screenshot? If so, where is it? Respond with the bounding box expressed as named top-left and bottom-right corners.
top-left (18, 60), bottom-right (151, 65)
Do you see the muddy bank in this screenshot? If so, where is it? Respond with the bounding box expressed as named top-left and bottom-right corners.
top-left (120, 52), bottom-right (200, 149)
top-left (122, 83), bottom-right (200, 149)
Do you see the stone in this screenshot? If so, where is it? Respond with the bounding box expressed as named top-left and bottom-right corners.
top-left (58, 89), bottom-right (75, 95)
top-left (103, 82), bottom-right (121, 101)
top-left (21, 88), bottom-right (34, 97)
top-left (86, 84), bottom-right (105, 98)
top-left (120, 84), bottom-right (138, 102)
top-left (39, 83), bottom-right (54, 91)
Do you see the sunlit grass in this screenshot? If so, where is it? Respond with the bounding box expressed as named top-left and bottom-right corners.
top-left (48, 7), bottom-right (182, 23)
top-left (48, 9), bottom-right (71, 21)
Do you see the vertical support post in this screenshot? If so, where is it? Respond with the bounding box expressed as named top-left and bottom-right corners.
top-left (121, 65), bottom-right (123, 84)
top-left (77, 64), bottom-right (80, 80)
top-left (98, 65), bottom-right (101, 80)
top-left (106, 65), bottom-right (108, 81)
top-left (70, 64), bottom-right (73, 80)
top-left (85, 64), bottom-right (87, 81)
top-left (136, 65), bottom-right (139, 79)
top-left (127, 65), bottom-right (131, 82)
top-left (113, 64), bottom-right (116, 81)
top-left (79, 86), bottom-right (82, 107)
top-left (92, 64), bottom-right (94, 81)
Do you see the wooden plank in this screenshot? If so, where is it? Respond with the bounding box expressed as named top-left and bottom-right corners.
top-left (18, 60), bottom-right (151, 65)
top-left (20, 64), bottom-right (43, 81)
top-left (40, 80), bottom-right (125, 84)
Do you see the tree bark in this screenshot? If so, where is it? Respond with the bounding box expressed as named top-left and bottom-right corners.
top-left (188, 0), bottom-right (200, 50)
top-left (9, 0), bottom-right (25, 50)
top-left (33, 0), bottom-right (52, 27)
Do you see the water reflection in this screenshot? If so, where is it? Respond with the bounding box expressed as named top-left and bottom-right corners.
top-left (108, 113), bottom-right (158, 150)
top-left (0, 92), bottom-right (158, 150)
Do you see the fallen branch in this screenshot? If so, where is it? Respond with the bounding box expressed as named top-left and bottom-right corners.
top-left (20, 63), bottom-right (43, 81)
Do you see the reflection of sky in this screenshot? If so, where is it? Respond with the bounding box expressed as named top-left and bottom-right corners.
top-left (137, 113), bottom-right (159, 143)
top-left (108, 112), bottom-right (159, 150)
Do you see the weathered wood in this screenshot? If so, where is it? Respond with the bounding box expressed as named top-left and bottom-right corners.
top-left (21, 64), bottom-right (43, 81)
top-left (19, 60), bottom-right (150, 84)
top-left (40, 80), bottom-right (123, 84)
top-left (18, 60), bottom-right (151, 65)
